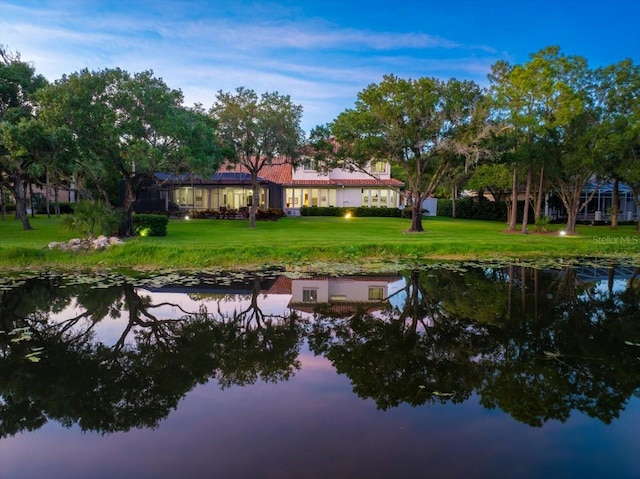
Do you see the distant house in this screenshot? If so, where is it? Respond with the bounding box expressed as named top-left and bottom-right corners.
top-left (136, 159), bottom-right (404, 214)
top-left (461, 178), bottom-right (639, 223)
top-left (577, 180), bottom-right (638, 222)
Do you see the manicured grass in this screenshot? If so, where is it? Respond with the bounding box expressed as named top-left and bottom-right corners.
top-left (0, 215), bottom-right (638, 271)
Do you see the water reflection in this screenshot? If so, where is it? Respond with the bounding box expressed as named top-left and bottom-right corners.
top-left (0, 264), bottom-right (638, 438)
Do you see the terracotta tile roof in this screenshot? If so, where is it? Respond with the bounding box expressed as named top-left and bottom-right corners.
top-left (288, 302), bottom-right (390, 317)
top-left (264, 276), bottom-right (293, 294)
top-left (219, 161), bottom-right (293, 184)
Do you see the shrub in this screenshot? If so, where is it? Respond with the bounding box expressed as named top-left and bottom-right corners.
top-left (190, 209), bottom-right (218, 219)
top-left (300, 206), bottom-right (342, 217)
top-left (256, 208), bottom-right (286, 221)
top-left (533, 216), bottom-right (551, 233)
top-left (400, 207), bottom-right (430, 219)
top-left (133, 214), bottom-right (168, 237)
top-left (300, 206), bottom-right (401, 218)
top-left (437, 197), bottom-right (534, 222)
top-left (61, 200), bottom-right (121, 238)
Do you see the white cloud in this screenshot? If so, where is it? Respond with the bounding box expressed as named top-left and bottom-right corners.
top-left (0, 0), bottom-right (503, 132)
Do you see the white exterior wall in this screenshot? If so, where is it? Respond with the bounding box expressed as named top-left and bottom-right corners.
top-left (292, 162), bottom-right (391, 182)
top-left (422, 197), bottom-right (438, 216)
top-left (291, 279), bottom-right (330, 303)
top-left (291, 278), bottom-right (392, 303)
top-left (337, 188), bottom-right (363, 208)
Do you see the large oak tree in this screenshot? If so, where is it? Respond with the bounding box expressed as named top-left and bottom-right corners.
top-left (324, 74), bottom-right (482, 232)
top-left (0, 47), bottom-right (48, 229)
top-left (37, 68), bottom-right (222, 236)
top-left (210, 87), bottom-right (304, 229)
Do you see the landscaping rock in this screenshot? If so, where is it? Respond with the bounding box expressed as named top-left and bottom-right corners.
top-left (48, 236), bottom-right (124, 251)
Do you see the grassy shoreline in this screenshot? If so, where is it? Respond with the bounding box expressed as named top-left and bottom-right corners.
top-left (1, 215), bottom-right (638, 272)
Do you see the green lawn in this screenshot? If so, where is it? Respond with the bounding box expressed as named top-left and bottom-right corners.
top-left (0, 215), bottom-right (638, 271)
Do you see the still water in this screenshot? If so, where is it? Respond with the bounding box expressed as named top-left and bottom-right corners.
top-left (1, 263), bottom-right (639, 478)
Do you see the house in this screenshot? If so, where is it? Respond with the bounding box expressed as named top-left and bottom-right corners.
top-left (268, 274), bottom-right (403, 317)
top-left (140, 159), bottom-right (405, 215)
top-left (577, 180), bottom-right (638, 222)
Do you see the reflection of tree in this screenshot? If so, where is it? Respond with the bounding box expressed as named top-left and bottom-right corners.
top-left (0, 273), bottom-right (302, 437)
top-left (308, 270), bottom-right (494, 410)
top-left (212, 278), bottom-right (303, 387)
top-left (2, 265), bottom-right (638, 435)
top-left (309, 265), bottom-right (640, 426)
top-left (480, 264), bottom-right (640, 426)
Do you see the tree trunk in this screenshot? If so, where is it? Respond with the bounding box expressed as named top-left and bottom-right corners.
top-left (534, 165), bottom-right (545, 221)
top-left (12, 175), bottom-right (33, 230)
top-left (249, 174), bottom-right (259, 229)
top-left (508, 167), bottom-right (518, 230)
top-left (122, 180), bottom-right (136, 237)
top-left (54, 187), bottom-right (60, 218)
top-left (521, 166), bottom-right (532, 234)
top-left (29, 182), bottom-right (35, 218)
top-left (633, 187), bottom-right (640, 232)
top-left (1, 185), bottom-right (6, 221)
top-left (409, 191), bottom-right (424, 232)
top-left (451, 185), bottom-right (457, 219)
top-left (610, 177), bottom-right (619, 229)
top-left (45, 168), bottom-right (51, 218)
top-left (565, 196), bottom-right (579, 234)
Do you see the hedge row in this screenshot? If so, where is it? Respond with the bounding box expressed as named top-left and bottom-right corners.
top-left (187, 208), bottom-right (286, 220)
top-left (299, 206), bottom-right (402, 217)
top-left (437, 197), bottom-right (534, 222)
top-left (133, 214), bottom-right (168, 236)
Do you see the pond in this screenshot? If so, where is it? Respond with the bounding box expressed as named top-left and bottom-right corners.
top-left (1, 262), bottom-right (639, 479)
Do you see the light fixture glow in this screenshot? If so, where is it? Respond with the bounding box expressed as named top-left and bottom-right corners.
top-left (559, 230), bottom-right (566, 236)
top-left (344, 213), bottom-right (352, 219)
top-left (185, 215), bottom-right (190, 220)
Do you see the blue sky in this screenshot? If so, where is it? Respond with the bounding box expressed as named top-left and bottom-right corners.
top-left (1, 0), bottom-right (638, 133)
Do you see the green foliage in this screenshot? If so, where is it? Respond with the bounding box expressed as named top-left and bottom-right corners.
top-left (400, 208), bottom-right (430, 219)
top-left (534, 216), bottom-right (552, 233)
top-left (438, 198), bottom-right (507, 221)
top-left (320, 74), bottom-right (483, 232)
top-left (300, 206), bottom-right (401, 218)
top-left (35, 202), bottom-right (74, 215)
top-left (437, 197), bottom-right (537, 223)
top-left (36, 68), bottom-right (223, 237)
top-left (133, 214), bottom-right (169, 236)
top-left (255, 208), bottom-right (286, 221)
top-left (60, 200), bottom-right (121, 238)
top-left (210, 87), bottom-right (304, 228)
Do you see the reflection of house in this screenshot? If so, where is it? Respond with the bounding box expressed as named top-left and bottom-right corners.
top-left (138, 159), bottom-right (404, 214)
top-left (267, 275), bottom-right (402, 316)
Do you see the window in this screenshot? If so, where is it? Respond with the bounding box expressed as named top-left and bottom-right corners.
top-left (368, 287), bottom-right (385, 301)
top-left (302, 288), bottom-right (317, 303)
top-left (371, 161), bottom-right (387, 173)
top-left (302, 158), bottom-right (316, 171)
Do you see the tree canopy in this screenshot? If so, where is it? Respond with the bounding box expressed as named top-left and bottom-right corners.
top-left (37, 68), bottom-right (223, 236)
top-left (210, 87), bottom-right (304, 228)
top-left (316, 74), bottom-right (483, 232)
